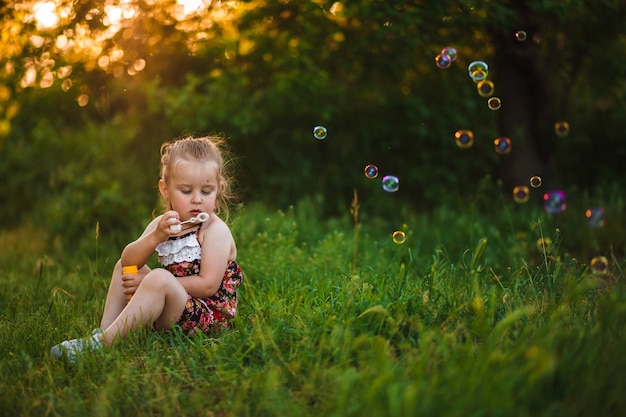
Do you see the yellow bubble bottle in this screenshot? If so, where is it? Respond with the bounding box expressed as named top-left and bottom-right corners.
top-left (122, 265), bottom-right (139, 303)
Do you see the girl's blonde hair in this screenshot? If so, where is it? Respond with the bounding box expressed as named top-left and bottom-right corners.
top-left (159, 135), bottom-right (236, 220)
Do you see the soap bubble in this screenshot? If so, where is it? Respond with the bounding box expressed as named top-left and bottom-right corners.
top-left (487, 97), bottom-right (501, 110)
top-left (477, 80), bottom-right (494, 97)
top-left (392, 230), bottom-right (406, 244)
top-left (536, 237), bottom-right (552, 252)
top-left (454, 129), bottom-right (474, 148)
top-left (468, 60), bottom-right (488, 73)
top-left (382, 175), bottom-right (399, 192)
top-left (364, 164), bottom-right (379, 179)
top-left (543, 190), bottom-right (566, 214)
top-left (529, 176), bottom-right (542, 188)
top-left (585, 207), bottom-right (605, 228)
top-left (554, 121), bottom-right (570, 137)
top-left (590, 256), bottom-right (609, 273)
top-left (494, 137), bottom-right (512, 154)
top-left (468, 61), bottom-right (488, 82)
top-left (441, 46), bottom-right (457, 62)
top-left (435, 53), bottom-right (452, 69)
top-left (470, 68), bottom-right (488, 82)
top-left (512, 185), bottom-right (530, 203)
top-left (515, 30), bottom-right (527, 41)
top-left (313, 125), bottom-right (327, 140)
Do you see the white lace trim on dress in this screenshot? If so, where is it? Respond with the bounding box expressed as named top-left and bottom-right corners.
top-left (156, 233), bottom-right (202, 266)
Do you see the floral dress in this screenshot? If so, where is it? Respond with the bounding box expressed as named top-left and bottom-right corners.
top-left (155, 228), bottom-right (243, 335)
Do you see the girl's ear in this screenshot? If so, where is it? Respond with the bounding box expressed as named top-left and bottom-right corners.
top-left (158, 179), bottom-right (168, 200)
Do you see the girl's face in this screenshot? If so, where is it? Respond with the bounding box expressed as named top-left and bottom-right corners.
top-left (159, 158), bottom-right (220, 221)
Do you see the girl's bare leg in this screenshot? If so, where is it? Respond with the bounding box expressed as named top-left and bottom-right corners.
top-left (100, 261), bottom-right (152, 330)
top-left (100, 268), bottom-right (188, 347)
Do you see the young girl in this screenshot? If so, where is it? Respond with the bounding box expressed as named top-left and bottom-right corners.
top-left (51, 136), bottom-right (243, 362)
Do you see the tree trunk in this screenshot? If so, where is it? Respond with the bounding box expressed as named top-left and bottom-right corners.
top-left (491, 2), bottom-right (559, 201)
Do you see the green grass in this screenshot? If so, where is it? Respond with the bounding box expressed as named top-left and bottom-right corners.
top-left (1, 193), bottom-right (625, 417)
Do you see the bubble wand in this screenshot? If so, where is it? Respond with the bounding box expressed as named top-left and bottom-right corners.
top-left (169, 212), bottom-right (210, 232)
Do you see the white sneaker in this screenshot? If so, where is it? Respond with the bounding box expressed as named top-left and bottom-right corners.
top-left (50, 328), bottom-right (103, 363)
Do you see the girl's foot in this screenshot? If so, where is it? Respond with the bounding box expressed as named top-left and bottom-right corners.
top-left (50, 328), bottom-right (103, 363)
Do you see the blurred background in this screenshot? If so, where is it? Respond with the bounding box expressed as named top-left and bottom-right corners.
top-left (1, 0), bottom-right (625, 254)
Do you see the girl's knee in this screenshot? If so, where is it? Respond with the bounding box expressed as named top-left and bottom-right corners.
top-left (141, 268), bottom-right (177, 289)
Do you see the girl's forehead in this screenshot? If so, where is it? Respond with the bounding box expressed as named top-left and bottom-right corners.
top-left (170, 159), bottom-right (219, 182)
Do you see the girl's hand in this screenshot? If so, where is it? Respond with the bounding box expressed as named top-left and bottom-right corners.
top-left (121, 271), bottom-right (145, 296)
top-left (155, 210), bottom-right (181, 239)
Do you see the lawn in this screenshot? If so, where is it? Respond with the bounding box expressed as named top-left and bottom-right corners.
top-left (1, 195), bottom-right (625, 417)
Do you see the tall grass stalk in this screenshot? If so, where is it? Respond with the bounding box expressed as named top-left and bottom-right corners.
top-left (95, 221), bottom-right (99, 277)
top-left (350, 189), bottom-right (359, 276)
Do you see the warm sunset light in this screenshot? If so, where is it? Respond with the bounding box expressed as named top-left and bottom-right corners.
top-left (32, 1), bottom-right (59, 29)
top-left (13, 0), bottom-right (233, 89)
top-left (178, 0), bottom-right (205, 15)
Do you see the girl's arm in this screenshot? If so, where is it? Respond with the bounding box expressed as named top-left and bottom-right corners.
top-left (120, 211), bottom-right (179, 268)
top-left (176, 218), bottom-right (234, 299)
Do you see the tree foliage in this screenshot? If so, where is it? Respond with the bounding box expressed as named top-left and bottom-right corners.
top-left (1, 0), bottom-right (625, 240)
